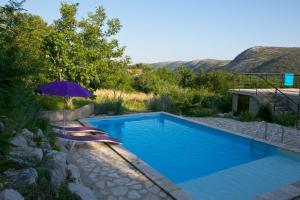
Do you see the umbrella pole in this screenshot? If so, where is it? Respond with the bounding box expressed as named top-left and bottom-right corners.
top-left (63, 97), bottom-right (66, 134)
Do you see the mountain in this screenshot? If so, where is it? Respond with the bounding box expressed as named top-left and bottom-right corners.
top-left (150, 59), bottom-right (230, 73)
top-left (222, 46), bottom-right (300, 73)
top-left (148, 46), bottom-right (300, 73)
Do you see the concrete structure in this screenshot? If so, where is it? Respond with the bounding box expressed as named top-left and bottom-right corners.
top-left (230, 88), bottom-right (300, 116)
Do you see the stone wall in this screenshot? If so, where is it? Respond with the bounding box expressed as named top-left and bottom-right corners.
top-left (41, 103), bottom-right (94, 122)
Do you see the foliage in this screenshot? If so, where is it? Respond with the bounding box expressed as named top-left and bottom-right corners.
top-left (196, 70), bottom-right (234, 94)
top-left (24, 169), bottom-right (79, 200)
top-left (95, 98), bottom-right (124, 115)
top-left (0, 82), bottom-right (41, 134)
top-left (42, 3), bottom-right (129, 91)
top-left (123, 100), bottom-right (147, 112)
top-left (237, 112), bottom-right (256, 122)
top-left (186, 107), bottom-right (217, 117)
top-left (256, 103), bottom-right (273, 122)
top-left (201, 94), bottom-right (232, 113)
top-left (0, 133), bottom-right (11, 155)
top-left (148, 96), bottom-right (178, 113)
top-left (0, 0), bottom-right (48, 86)
top-left (175, 65), bottom-right (196, 88)
top-left (273, 113), bottom-right (296, 127)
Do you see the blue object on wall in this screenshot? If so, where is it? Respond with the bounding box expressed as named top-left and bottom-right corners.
top-left (284, 72), bottom-right (294, 86)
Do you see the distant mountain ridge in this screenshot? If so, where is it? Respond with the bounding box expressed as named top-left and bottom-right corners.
top-left (147, 46), bottom-right (300, 73)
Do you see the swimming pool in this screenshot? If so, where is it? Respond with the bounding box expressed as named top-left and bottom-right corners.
top-left (86, 112), bottom-right (300, 200)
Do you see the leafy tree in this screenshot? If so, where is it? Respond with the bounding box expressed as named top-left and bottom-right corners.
top-left (0, 0), bottom-right (48, 86)
top-left (175, 65), bottom-right (196, 88)
top-left (42, 3), bottom-right (130, 90)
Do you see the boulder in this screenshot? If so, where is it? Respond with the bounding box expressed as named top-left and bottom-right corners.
top-left (4, 168), bottom-right (37, 192)
top-left (20, 129), bottom-right (36, 147)
top-left (0, 189), bottom-right (24, 200)
top-left (36, 129), bottom-right (44, 137)
top-left (67, 164), bottom-right (81, 183)
top-left (44, 150), bottom-right (67, 189)
top-left (68, 183), bottom-right (97, 200)
top-left (10, 135), bottom-right (28, 148)
top-left (7, 146), bottom-right (43, 166)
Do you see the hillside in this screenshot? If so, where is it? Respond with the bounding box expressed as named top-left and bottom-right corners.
top-left (222, 46), bottom-right (300, 73)
top-left (150, 59), bottom-right (230, 72)
top-left (148, 46), bottom-right (300, 73)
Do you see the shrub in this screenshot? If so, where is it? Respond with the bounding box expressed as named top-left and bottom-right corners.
top-left (201, 94), bottom-right (232, 113)
top-left (123, 100), bottom-right (147, 112)
top-left (256, 104), bottom-right (273, 122)
top-left (95, 98), bottom-right (124, 115)
top-left (238, 112), bottom-right (256, 122)
top-left (0, 83), bottom-right (41, 133)
top-left (186, 107), bottom-right (217, 117)
top-left (273, 113), bottom-right (296, 127)
top-left (0, 132), bottom-right (11, 155)
top-left (148, 96), bottom-right (178, 113)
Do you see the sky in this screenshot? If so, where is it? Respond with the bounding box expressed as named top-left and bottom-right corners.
top-left (1, 0), bottom-right (300, 63)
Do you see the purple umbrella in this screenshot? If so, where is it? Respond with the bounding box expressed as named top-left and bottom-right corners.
top-left (36, 81), bottom-right (93, 133)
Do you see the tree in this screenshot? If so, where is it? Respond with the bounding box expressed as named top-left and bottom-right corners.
top-left (175, 65), bottom-right (196, 88)
top-left (42, 3), bottom-right (130, 90)
top-left (0, 0), bottom-right (48, 86)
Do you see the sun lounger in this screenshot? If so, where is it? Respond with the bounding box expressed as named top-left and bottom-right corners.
top-left (56, 132), bottom-right (121, 151)
top-left (52, 125), bottom-right (105, 134)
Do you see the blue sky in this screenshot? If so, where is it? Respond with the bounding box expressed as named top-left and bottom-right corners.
top-left (1, 0), bottom-right (300, 63)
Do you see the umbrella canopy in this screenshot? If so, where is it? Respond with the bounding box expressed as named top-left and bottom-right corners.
top-left (35, 81), bottom-right (93, 98)
top-left (35, 81), bottom-right (93, 133)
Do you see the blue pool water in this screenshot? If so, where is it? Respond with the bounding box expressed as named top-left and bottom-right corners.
top-left (87, 113), bottom-right (300, 200)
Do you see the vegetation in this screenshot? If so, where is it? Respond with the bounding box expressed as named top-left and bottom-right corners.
top-left (273, 113), bottom-right (297, 127)
top-left (256, 104), bottom-right (273, 122)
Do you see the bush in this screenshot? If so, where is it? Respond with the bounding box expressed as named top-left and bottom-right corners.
top-left (238, 112), bottom-right (256, 122)
top-left (148, 96), bottom-right (178, 113)
top-left (0, 83), bottom-right (41, 133)
top-left (186, 107), bottom-right (217, 117)
top-left (123, 100), bottom-right (147, 112)
top-left (273, 113), bottom-right (296, 127)
top-left (256, 104), bottom-right (273, 122)
top-left (0, 132), bottom-right (11, 155)
top-left (95, 98), bottom-right (124, 115)
top-left (201, 94), bottom-right (232, 113)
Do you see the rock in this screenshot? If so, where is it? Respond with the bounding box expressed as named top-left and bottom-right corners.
top-left (128, 190), bottom-right (141, 199)
top-left (67, 164), bottom-right (81, 183)
top-left (0, 122), bottom-right (5, 131)
top-left (20, 129), bottom-right (36, 147)
top-left (7, 146), bottom-right (43, 166)
top-left (0, 189), bottom-right (24, 200)
top-left (39, 138), bottom-right (51, 150)
top-left (10, 135), bottom-right (28, 148)
top-left (44, 151), bottom-right (67, 189)
top-left (111, 186), bottom-right (128, 196)
top-left (68, 183), bottom-right (97, 200)
top-left (113, 177), bottom-right (130, 185)
top-left (36, 129), bottom-right (44, 137)
top-left (4, 168), bottom-right (37, 192)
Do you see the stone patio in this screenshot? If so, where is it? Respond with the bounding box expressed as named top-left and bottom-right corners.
top-left (66, 142), bottom-right (173, 200)
top-left (187, 117), bottom-right (300, 151)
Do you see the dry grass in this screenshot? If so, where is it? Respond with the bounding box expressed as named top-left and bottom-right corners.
top-left (94, 89), bottom-right (154, 101)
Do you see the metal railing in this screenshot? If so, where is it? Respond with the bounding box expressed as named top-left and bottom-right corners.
top-left (234, 73), bottom-right (300, 129)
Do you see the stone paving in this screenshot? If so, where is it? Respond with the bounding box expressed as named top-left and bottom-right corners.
top-left (68, 142), bottom-right (173, 200)
top-left (187, 117), bottom-right (300, 151)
